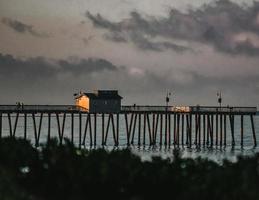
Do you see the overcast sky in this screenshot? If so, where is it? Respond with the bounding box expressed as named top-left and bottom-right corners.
top-left (0, 0), bottom-right (259, 107)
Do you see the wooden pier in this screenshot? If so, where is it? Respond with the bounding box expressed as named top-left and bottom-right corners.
top-left (0, 105), bottom-right (257, 148)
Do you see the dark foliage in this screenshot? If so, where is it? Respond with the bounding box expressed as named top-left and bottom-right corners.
top-left (0, 137), bottom-right (258, 200)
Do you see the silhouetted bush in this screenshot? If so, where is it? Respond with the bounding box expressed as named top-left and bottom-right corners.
top-left (0, 137), bottom-right (259, 200)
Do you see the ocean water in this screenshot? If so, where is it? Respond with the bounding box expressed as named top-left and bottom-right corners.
top-left (1, 113), bottom-right (259, 161)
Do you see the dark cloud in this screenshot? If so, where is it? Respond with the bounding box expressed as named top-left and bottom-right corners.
top-left (86, 12), bottom-right (119, 31)
top-left (129, 31), bottom-right (193, 52)
top-left (86, 11), bottom-right (193, 53)
top-left (221, 39), bottom-right (259, 56)
top-left (0, 53), bottom-right (118, 81)
top-left (58, 58), bottom-right (118, 75)
top-left (0, 54), bottom-right (54, 80)
top-left (1, 18), bottom-right (49, 38)
top-left (104, 32), bottom-right (127, 43)
top-left (86, 0), bottom-right (259, 56)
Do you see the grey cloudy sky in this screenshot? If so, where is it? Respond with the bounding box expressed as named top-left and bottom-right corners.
top-left (0, 0), bottom-right (259, 107)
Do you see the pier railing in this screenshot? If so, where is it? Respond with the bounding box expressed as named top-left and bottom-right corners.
top-left (0, 105), bottom-right (78, 112)
top-left (190, 106), bottom-right (257, 113)
top-left (121, 106), bottom-right (173, 112)
top-left (121, 105), bottom-right (257, 114)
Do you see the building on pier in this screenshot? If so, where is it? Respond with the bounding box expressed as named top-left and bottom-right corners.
top-left (75, 90), bottom-right (122, 113)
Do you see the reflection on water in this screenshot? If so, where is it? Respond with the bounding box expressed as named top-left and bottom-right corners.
top-left (1, 114), bottom-right (259, 161)
top-left (131, 145), bottom-right (259, 163)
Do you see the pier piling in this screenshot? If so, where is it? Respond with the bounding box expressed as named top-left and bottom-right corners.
top-left (24, 113), bottom-right (27, 140)
top-left (250, 115), bottom-right (257, 147)
top-left (241, 115), bottom-right (244, 147)
top-left (0, 105), bottom-right (256, 148)
top-left (0, 113), bottom-right (2, 138)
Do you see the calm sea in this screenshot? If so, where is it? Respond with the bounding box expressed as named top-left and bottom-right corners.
top-left (1, 113), bottom-right (259, 162)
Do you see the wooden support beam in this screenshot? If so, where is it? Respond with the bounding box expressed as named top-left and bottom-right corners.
top-left (102, 114), bottom-right (105, 145)
top-left (71, 113), bottom-right (74, 144)
top-left (124, 114), bottom-right (130, 146)
top-left (198, 114), bottom-right (201, 148)
top-left (0, 113), bottom-right (2, 139)
top-left (215, 114), bottom-right (218, 146)
top-left (177, 114), bottom-right (180, 146)
top-left (7, 113), bottom-right (13, 137)
top-left (186, 114), bottom-right (189, 145)
top-left (241, 115), bottom-right (244, 147)
top-left (181, 114), bottom-right (184, 146)
top-left (143, 114), bottom-right (146, 145)
top-left (220, 114), bottom-right (223, 146)
top-left (13, 113), bottom-right (19, 137)
top-left (195, 114), bottom-right (198, 145)
top-left (56, 113), bottom-right (61, 144)
top-left (129, 113), bottom-right (134, 144)
top-left (47, 113), bottom-right (51, 143)
top-left (174, 113), bottom-right (176, 145)
top-left (206, 115), bottom-right (210, 146)
top-left (207, 115), bottom-right (211, 146)
top-left (250, 115), bottom-right (257, 147)
top-left (116, 113), bottom-right (120, 145)
top-left (61, 113), bottom-right (66, 143)
top-left (165, 113), bottom-right (168, 146)
top-left (82, 113), bottom-right (92, 146)
top-left (131, 114), bottom-right (137, 145)
top-left (203, 114), bottom-right (206, 147)
top-left (211, 115), bottom-right (214, 147)
top-left (154, 114), bottom-right (159, 144)
top-left (229, 115), bottom-right (235, 146)
top-left (32, 113), bottom-right (37, 145)
top-left (152, 114), bottom-right (155, 145)
top-left (223, 114), bottom-right (227, 146)
top-left (32, 113), bottom-right (43, 147)
top-left (89, 114), bottom-right (93, 146)
top-left (56, 113), bottom-right (66, 145)
top-left (105, 114), bottom-right (111, 145)
top-left (38, 113), bottom-right (43, 146)
top-left (94, 113), bottom-right (97, 146)
top-left (189, 114), bottom-right (192, 148)
top-left (138, 113), bottom-right (141, 146)
top-left (146, 114), bottom-right (152, 145)
top-left (159, 114), bottom-right (163, 146)
top-left (125, 113), bottom-right (134, 145)
top-left (111, 114), bottom-right (117, 146)
top-left (79, 113), bottom-right (82, 148)
top-left (83, 114), bottom-right (90, 145)
top-left (24, 113), bottom-right (27, 140)
top-left (168, 114), bottom-right (171, 146)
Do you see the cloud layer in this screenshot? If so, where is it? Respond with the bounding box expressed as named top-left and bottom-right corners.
top-left (87, 0), bottom-right (259, 55)
top-left (0, 53), bottom-right (122, 104)
top-left (1, 18), bottom-right (49, 38)
top-left (0, 52), bottom-right (258, 106)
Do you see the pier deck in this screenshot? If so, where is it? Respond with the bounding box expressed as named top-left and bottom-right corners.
top-left (0, 105), bottom-right (256, 114)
